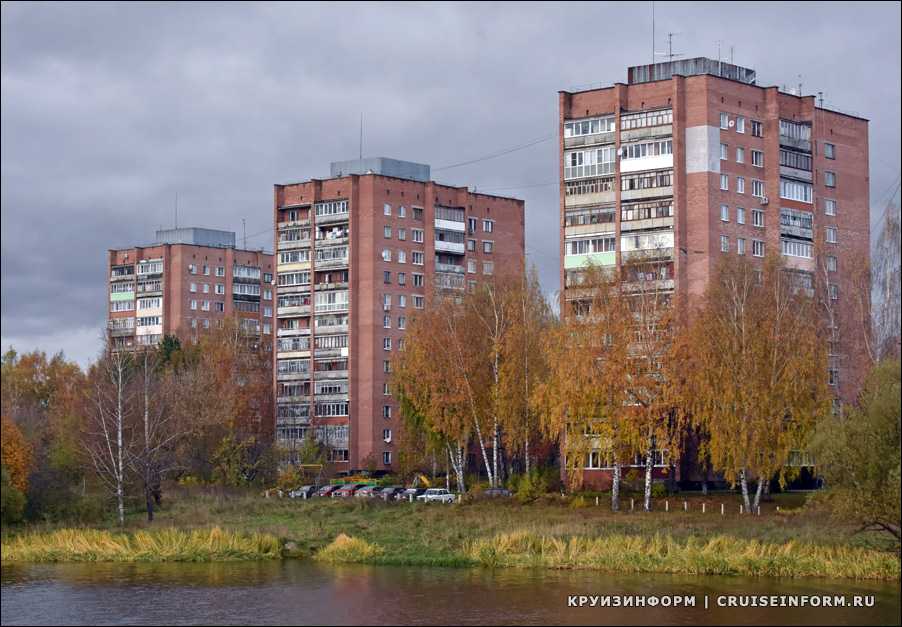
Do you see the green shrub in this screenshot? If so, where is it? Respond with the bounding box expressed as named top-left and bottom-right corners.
top-left (651, 482), bottom-right (668, 499)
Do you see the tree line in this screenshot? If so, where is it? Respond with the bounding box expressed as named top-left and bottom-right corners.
top-left (1, 318), bottom-right (275, 525)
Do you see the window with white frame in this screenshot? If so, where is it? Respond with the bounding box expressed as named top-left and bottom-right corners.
top-left (483, 261), bottom-right (494, 275)
top-left (737, 177), bottom-right (745, 194)
top-left (824, 142), bottom-right (836, 159)
top-left (736, 147), bottom-right (745, 163)
top-left (752, 209), bottom-right (765, 227)
top-left (382, 249), bottom-right (391, 262)
top-left (826, 226), bottom-right (837, 244)
top-left (720, 174), bottom-right (729, 191)
top-left (412, 228), bottom-right (424, 243)
top-left (752, 179), bottom-right (765, 197)
top-left (825, 198), bottom-right (836, 216)
top-left (752, 239), bottom-right (765, 257)
top-left (384, 203), bottom-right (392, 216)
top-left (412, 251), bottom-right (424, 265)
top-left (483, 219), bottom-right (494, 233)
top-left (737, 207), bottom-right (746, 224)
top-left (720, 143), bottom-right (728, 160)
top-left (780, 178), bottom-right (813, 203)
top-left (736, 116), bottom-right (746, 133)
top-left (824, 171), bottom-right (836, 188)
top-left (826, 255), bottom-right (837, 272)
top-left (751, 150), bottom-right (764, 167)
top-left (720, 205), bottom-right (729, 222)
top-left (483, 241), bottom-right (494, 254)
top-left (737, 238), bottom-right (746, 255)
top-left (720, 235), bottom-right (730, 253)
top-left (720, 112), bottom-right (729, 129)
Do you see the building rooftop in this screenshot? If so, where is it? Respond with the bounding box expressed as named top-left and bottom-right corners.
top-left (330, 157), bottom-right (431, 183)
top-left (154, 227), bottom-right (236, 249)
top-left (628, 57), bottom-right (757, 85)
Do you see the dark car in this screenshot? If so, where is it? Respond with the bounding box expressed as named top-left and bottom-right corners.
top-left (395, 487), bottom-right (425, 502)
top-left (482, 487), bottom-right (513, 498)
top-left (332, 483), bottom-right (366, 498)
top-left (379, 486), bottom-right (403, 501)
top-left (314, 484), bottom-right (339, 498)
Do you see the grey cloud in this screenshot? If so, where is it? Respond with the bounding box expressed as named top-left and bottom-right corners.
top-left (2, 1), bottom-right (900, 366)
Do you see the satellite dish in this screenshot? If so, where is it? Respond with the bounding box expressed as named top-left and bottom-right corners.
top-left (728, 120), bottom-right (735, 128)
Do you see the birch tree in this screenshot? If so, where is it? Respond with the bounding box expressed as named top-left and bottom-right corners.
top-left (85, 347), bottom-right (134, 526)
top-left (684, 254), bottom-right (830, 513)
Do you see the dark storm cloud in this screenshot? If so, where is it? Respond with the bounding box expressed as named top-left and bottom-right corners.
top-left (2, 1), bottom-right (900, 365)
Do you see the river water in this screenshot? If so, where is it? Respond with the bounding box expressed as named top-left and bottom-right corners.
top-left (1, 561), bottom-right (899, 625)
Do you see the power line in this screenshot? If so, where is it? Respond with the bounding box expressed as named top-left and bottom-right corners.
top-left (433, 135), bottom-right (554, 172)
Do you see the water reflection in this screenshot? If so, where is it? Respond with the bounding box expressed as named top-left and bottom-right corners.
top-left (2, 561), bottom-right (899, 626)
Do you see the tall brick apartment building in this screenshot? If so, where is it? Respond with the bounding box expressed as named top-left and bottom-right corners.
top-left (559, 58), bottom-right (869, 486)
top-left (107, 227), bottom-right (275, 349)
top-left (273, 158), bottom-right (525, 473)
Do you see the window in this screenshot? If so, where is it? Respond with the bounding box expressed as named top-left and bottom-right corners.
top-left (412, 251), bottom-right (424, 265)
top-left (382, 405), bottom-right (392, 419)
top-left (751, 150), bottom-right (764, 167)
top-left (383, 337), bottom-right (392, 351)
top-left (483, 241), bottom-right (494, 254)
top-left (398, 272), bottom-right (406, 286)
top-left (383, 428), bottom-right (392, 441)
top-left (720, 112), bottom-right (729, 129)
top-left (467, 239), bottom-right (476, 251)
top-left (779, 119), bottom-right (811, 142)
top-left (413, 207), bottom-right (423, 221)
top-left (826, 226), bottom-right (837, 244)
top-left (315, 200), bottom-right (348, 218)
top-left (188, 264), bottom-right (197, 274)
top-left (216, 266), bottom-right (225, 277)
top-left (736, 147), bottom-right (745, 163)
top-left (780, 149), bottom-right (812, 171)
top-left (737, 238), bottom-right (746, 255)
top-left (190, 282), bottom-right (197, 293)
top-left (414, 296), bottom-right (425, 309)
top-left (824, 171), bottom-right (836, 188)
top-left (483, 261), bottom-right (494, 275)
top-left (383, 271), bottom-right (391, 284)
top-left (824, 142), bottom-right (836, 159)
top-left (399, 205), bottom-right (406, 218)
top-left (620, 170), bottom-right (672, 192)
top-left (413, 273), bottom-right (424, 287)
top-left (382, 249), bottom-right (391, 262)
top-left (826, 256), bottom-right (837, 272)
top-left (190, 299), bottom-right (197, 310)
top-left (752, 240), bottom-right (765, 257)
top-left (202, 283), bottom-right (209, 294)
top-left (751, 120), bottom-right (763, 137)
top-left (398, 228), bottom-right (406, 240)
top-left (752, 179), bottom-right (765, 198)
top-left (720, 143), bottom-right (728, 160)
top-left (752, 209), bottom-right (765, 228)
top-left (620, 108), bottom-right (672, 129)
top-left (203, 265), bottom-right (210, 276)
top-left (564, 146), bottom-right (616, 180)
top-left (825, 198), bottom-right (836, 216)
top-left (384, 203), bottom-right (392, 216)
top-left (398, 316), bottom-right (406, 330)
top-left (621, 138), bottom-right (673, 160)
top-left (720, 235), bottom-right (730, 253)
top-left (398, 294), bottom-right (406, 308)
top-left (467, 259), bottom-right (477, 273)
top-left (781, 239), bottom-right (813, 259)
top-left (215, 283), bottom-right (225, 295)
top-left (264, 289), bottom-right (272, 300)
top-left (720, 174), bottom-right (729, 191)
top-left (410, 228), bottom-right (424, 244)
top-left (467, 217), bottom-right (477, 233)
top-left (483, 219), bottom-right (494, 233)
top-left (382, 452), bottom-right (392, 465)
top-left (780, 179), bottom-right (813, 203)
top-left (736, 116), bottom-right (746, 134)
top-left (383, 383), bottom-right (391, 396)
top-left (737, 207), bottom-right (745, 224)
top-left (563, 116), bottom-right (616, 137)
top-left (720, 205), bottom-right (729, 222)
top-left (829, 284), bottom-right (839, 300)
top-left (398, 250), bottom-right (406, 264)
top-left (201, 300), bottom-right (210, 311)
top-left (384, 225), bottom-right (392, 239)
top-left (828, 368), bottom-right (839, 387)
top-left (736, 177), bottom-right (745, 194)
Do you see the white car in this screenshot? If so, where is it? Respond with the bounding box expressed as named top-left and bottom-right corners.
top-left (416, 488), bottom-right (455, 504)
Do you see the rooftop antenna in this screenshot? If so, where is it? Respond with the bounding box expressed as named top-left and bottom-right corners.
top-left (655, 32), bottom-right (683, 62)
top-left (730, 45), bottom-right (734, 65)
top-left (242, 218), bottom-right (247, 249)
top-left (797, 74), bottom-right (803, 96)
top-left (174, 192), bottom-right (179, 229)
top-left (651, 1), bottom-right (655, 65)
top-left (359, 112), bottom-right (363, 161)
top-left (818, 91), bottom-right (824, 107)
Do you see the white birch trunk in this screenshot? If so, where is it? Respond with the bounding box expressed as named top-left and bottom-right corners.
top-left (643, 449), bottom-right (653, 512)
top-left (739, 468), bottom-right (752, 512)
top-left (611, 462), bottom-right (621, 512)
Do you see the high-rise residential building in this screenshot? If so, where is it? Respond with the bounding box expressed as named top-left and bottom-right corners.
top-left (107, 227), bottom-right (275, 350)
top-left (273, 158), bottom-right (525, 473)
top-left (559, 58), bottom-right (869, 485)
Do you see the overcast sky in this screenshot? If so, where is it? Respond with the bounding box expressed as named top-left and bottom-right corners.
top-left (2, 1), bottom-right (900, 366)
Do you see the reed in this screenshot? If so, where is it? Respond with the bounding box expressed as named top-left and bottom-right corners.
top-left (1, 526), bottom-right (282, 563)
top-left (465, 530), bottom-right (901, 580)
top-left (314, 533), bottom-right (384, 563)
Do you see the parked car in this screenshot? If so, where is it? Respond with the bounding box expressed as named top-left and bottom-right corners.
top-left (482, 487), bottom-right (512, 498)
top-left (395, 487), bottom-right (425, 502)
top-left (332, 483), bottom-right (366, 498)
top-left (354, 486), bottom-right (380, 498)
top-left (314, 484), bottom-right (339, 498)
top-left (416, 488), bottom-right (456, 504)
top-left (379, 486), bottom-right (403, 501)
top-left (289, 485), bottom-right (317, 499)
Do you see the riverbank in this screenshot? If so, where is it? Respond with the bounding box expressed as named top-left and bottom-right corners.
top-left (2, 492), bottom-right (899, 580)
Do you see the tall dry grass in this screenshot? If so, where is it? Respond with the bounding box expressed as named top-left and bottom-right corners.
top-left (466, 530), bottom-right (900, 580)
top-left (314, 533), bottom-right (384, 563)
top-left (1, 526), bottom-right (282, 563)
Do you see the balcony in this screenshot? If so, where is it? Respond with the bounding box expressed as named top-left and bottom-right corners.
top-left (620, 216), bottom-right (674, 233)
top-left (779, 134), bottom-right (811, 153)
top-left (620, 186), bottom-right (673, 202)
top-left (314, 368), bottom-right (349, 380)
top-left (434, 240), bottom-right (465, 255)
top-left (277, 326), bottom-right (311, 337)
top-left (278, 238), bottom-right (312, 251)
top-left (563, 251), bottom-right (616, 270)
top-left (435, 271), bottom-right (465, 291)
top-left (315, 212), bottom-right (349, 225)
top-left (314, 346), bottom-right (349, 359)
top-left (779, 165), bottom-right (813, 182)
top-left (563, 130), bottom-right (616, 149)
top-left (110, 267), bottom-right (135, 281)
top-left (435, 262), bottom-right (464, 274)
top-left (277, 304), bottom-right (311, 317)
top-left (620, 124), bottom-right (672, 143)
top-left (434, 218), bottom-right (466, 233)
top-left (277, 370), bottom-right (311, 382)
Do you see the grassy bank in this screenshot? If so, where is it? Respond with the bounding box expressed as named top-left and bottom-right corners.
top-left (1, 527), bottom-right (281, 563)
top-left (2, 491), bottom-right (898, 579)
